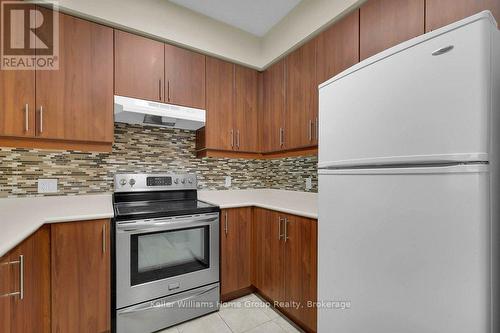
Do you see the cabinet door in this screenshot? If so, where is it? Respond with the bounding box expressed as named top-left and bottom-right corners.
top-left (234, 65), bottom-right (259, 152)
top-left (426, 0), bottom-right (500, 31)
top-left (205, 57), bottom-right (234, 150)
top-left (0, 252), bottom-right (11, 333)
top-left (51, 220), bottom-right (110, 333)
top-left (36, 11), bottom-right (114, 142)
top-left (0, 0), bottom-right (35, 138)
top-left (262, 60), bottom-right (285, 152)
top-left (284, 216), bottom-right (317, 332)
top-left (360, 0), bottom-right (425, 60)
top-left (115, 30), bottom-right (164, 102)
top-left (164, 44), bottom-right (206, 109)
top-left (316, 9), bottom-right (360, 85)
top-left (221, 208), bottom-right (252, 297)
top-left (10, 226), bottom-right (51, 333)
top-left (252, 208), bottom-right (285, 302)
top-left (285, 40), bottom-right (317, 149)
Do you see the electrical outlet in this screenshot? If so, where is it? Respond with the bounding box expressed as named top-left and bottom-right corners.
top-left (225, 176), bottom-right (232, 188)
top-left (305, 177), bottom-right (312, 191)
top-left (38, 179), bottom-right (58, 193)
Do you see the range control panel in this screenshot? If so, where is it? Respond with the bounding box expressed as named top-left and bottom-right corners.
top-left (114, 173), bottom-right (197, 192)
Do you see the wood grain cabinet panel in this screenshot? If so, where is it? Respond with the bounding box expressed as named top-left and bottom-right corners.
top-left (252, 208), bottom-right (285, 303)
top-left (284, 216), bottom-right (318, 332)
top-left (316, 9), bottom-right (360, 85)
top-left (262, 60), bottom-right (286, 153)
top-left (36, 11), bottom-right (114, 143)
top-left (285, 39), bottom-right (318, 149)
top-left (205, 57), bottom-right (235, 150)
top-left (51, 220), bottom-right (110, 333)
top-left (115, 30), bottom-right (165, 102)
top-left (221, 208), bottom-right (252, 298)
top-left (360, 0), bottom-right (425, 60)
top-left (234, 65), bottom-right (259, 152)
top-left (164, 44), bottom-right (206, 109)
top-left (426, 0), bottom-right (500, 31)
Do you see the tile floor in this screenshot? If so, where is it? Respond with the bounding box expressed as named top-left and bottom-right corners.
top-left (158, 293), bottom-right (303, 333)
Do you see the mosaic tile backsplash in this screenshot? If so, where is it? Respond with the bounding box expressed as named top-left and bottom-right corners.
top-left (0, 123), bottom-right (318, 198)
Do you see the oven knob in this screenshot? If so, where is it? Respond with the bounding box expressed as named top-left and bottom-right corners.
top-left (174, 178), bottom-right (179, 184)
top-left (188, 178), bottom-right (193, 184)
top-left (129, 179), bottom-right (136, 186)
top-left (119, 178), bottom-right (127, 186)
top-left (181, 178), bottom-right (186, 184)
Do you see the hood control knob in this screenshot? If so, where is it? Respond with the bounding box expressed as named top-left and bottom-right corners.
top-left (129, 179), bottom-right (136, 186)
top-left (119, 179), bottom-right (127, 186)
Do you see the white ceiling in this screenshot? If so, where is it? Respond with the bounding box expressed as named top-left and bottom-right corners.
top-left (169, 0), bottom-right (302, 37)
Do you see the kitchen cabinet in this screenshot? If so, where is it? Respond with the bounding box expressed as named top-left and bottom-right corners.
top-left (283, 215), bottom-right (318, 332)
top-left (0, 9), bottom-right (114, 151)
top-left (36, 10), bottom-right (114, 143)
top-left (51, 219), bottom-right (110, 333)
top-left (114, 30), bottom-right (165, 102)
top-left (253, 208), bottom-right (285, 302)
top-left (316, 9), bottom-right (360, 85)
top-left (164, 44), bottom-right (206, 109)
top-left (220, 208), bottom-right (252, 299)
top-left (425, 0), bottom-right (500, 31)
top-left (234, 65), bottom-right (259, 152)
top-left (0, 226), bottom-right (51, 333)
top-left (261, 60), bottom-right (286, 153)
top-left (252, 208), bottom-right (317, 332)
top-left (205, 57), bottom-right (235, 150)
top-left (360, 0), bottom-right (425, 60)
top-left (285, 39), bottom-right (318, 148)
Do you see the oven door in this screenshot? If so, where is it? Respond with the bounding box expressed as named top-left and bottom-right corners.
top-left (115, 213), bottom-right (219, 309)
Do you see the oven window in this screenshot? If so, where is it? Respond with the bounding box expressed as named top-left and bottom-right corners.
top-left (130, 226), bottom-right (210, 286)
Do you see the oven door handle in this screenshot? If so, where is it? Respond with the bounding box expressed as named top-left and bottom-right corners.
top-left (118, 284), bottom-right (219, 315)
top-left (116, 215), bottom-right (218, 232)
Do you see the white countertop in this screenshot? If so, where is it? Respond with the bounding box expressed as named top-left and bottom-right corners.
top-left (198, 189), bottom-right (317, 219)
top-left (0, 194), bottom-right (114, 257)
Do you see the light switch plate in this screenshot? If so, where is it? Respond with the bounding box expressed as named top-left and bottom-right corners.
top-left (224, 176), bottom-right (232, 188)
top-left (38, 179), bottom-right (58, 193)
top-left (305, 177), bottom-right (312, 191)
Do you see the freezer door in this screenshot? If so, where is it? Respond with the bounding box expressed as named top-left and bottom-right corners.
top-left (318, 16), bottom-right (492, 168)
top-left (318, 165), bottom-right (491, 333)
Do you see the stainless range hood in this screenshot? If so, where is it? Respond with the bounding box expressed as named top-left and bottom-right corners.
top-left (114, 95), bottom-right (206, 131)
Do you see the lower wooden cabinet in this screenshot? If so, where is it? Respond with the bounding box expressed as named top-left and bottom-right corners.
top-left (51, 219), bottom-right (110, 333)
top-left (0, 226), bottom-right (51, 333)
top-left (220, 208), bottom-right (252, 299)
top-left (0, 219), bottom-right (110, 333)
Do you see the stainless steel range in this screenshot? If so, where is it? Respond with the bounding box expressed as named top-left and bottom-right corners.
top-left (112, 173), bottom-right (220, 333)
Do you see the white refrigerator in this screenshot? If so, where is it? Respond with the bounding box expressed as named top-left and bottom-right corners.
top-left (318, 11), bottom-right (500, 333)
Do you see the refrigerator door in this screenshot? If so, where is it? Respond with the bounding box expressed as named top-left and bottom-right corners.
top-left (318, 164), bottom-right (491, 333)
top-left (318, 14), bottom-right (492, 168)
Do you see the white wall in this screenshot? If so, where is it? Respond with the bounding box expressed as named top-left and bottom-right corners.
top-left (51, 0), bottom-right (364, 70)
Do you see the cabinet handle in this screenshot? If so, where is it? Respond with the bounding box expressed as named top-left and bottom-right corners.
top-left (309, 120), bottom-right (313, 141)
top-left (432, 45), bottom-right (454, 56)
top-left (159, 79), bottom-right (162, 101)
top-left (284, 218), bottom-right (289, 242)
top-left (0, 255), bottom-right (24, 300)
top-left (278, 216), bottom-right (284, 240)
top-left (224, 211), bottom-right (228, 236)
top-left (315, 117), bottom-right (319, 141)
top-left (167, 80), bottom-right (171, 102)
top-left (230, 129), bottom-right (234, 148)
top-left (102, 223), bottom-right (106, 254)
top-left (24, 104), bottom-right (29, 132)
top-left (236, 130), bottom-right (240, 149)
top-left (39, 106), bottom-right (43, 134)
top-left (279, 128), bottom-right (284, 147)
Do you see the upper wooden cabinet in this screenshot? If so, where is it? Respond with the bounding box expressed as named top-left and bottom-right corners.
top-left (51, 220), bottom-right (110, 333)
top-left (262, 60), bottom-right (285, 153)
top-left (234, 65), bottom-right (259, 152)
top-left (220, 208), bottom-right (252, 299)
top-left (426, 0), bottom-right (500, 31)
top-left (114, 30), bottom-right (165, 102)
top-left (285, 39), bottom-right (318, 148)
top-left (316, 9), bottom-right (360, 85)
top-left (164, 44), bottom-right (206, 109)
top-left (205, 57), bottom-right (235, 150)
top-left (360, 0), bottom-right (425, 60)
top-left (36, 11), bottom-right (114, 143)
top-left (0, 226), bottom-right (51, 333)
